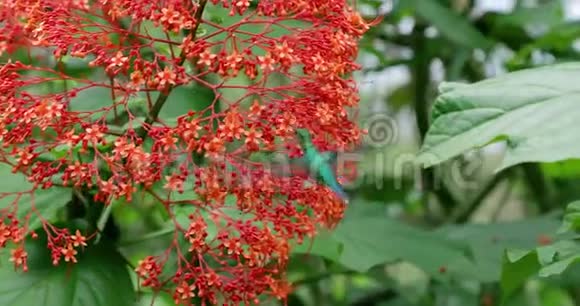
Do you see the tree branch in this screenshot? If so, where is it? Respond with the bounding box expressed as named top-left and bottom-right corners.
top-left (521, 163), bottom-right (554, 213)
top-left (136, 0), bottom-right (208, 139)
top-left (451, 169), bottom-right (512, 224)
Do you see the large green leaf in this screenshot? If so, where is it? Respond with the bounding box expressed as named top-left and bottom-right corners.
top-left (136, 292), bottom-right (174, 306)
top-left (500, 240), bottom-right (580, 303)
top-left (542, 159), bottom-right (580, 178)
top-left (0, 163), bottom-right (71, 230)
top-left (494, 1), bottom-right (563, 28)
top-left (68, 85), bottom-right (112, 113)
top-left (68, 82), bottom-right (215, 125)
top-left (538, 284), bottom-right (575, 306)
top-left (418, 63), bottom-right (580, 170)
top-left (291, 202), bottom-right (476, 281)
top-left (0, 238), bottom-right (135, 306)
top-left (407, 0), bottom-right (492, 49)
top-left (500, 250), bottom-right (542, 303)
top-left (291, 229), bottom-right (343, 262)
top-left (532, 21), bottom-right (580, 52)
top-left (158, 83), bottom-right (216, 121)
top-left (558, 201), bottom-right (580, 233)
top-left (435, 215), bottom-right (564, 283)
top-left (332, 216), bottom-right (473, 280)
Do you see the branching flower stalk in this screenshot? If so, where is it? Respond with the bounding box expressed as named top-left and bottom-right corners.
top-left (0, 0), bottom-right (373, 304)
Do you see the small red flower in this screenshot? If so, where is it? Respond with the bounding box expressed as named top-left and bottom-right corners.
top-left (10, 247), bottom-right (28, 272)
top-left (61, 245), bottom-right (78, 263)
top-left (69, 230), bottom-right (88, 248)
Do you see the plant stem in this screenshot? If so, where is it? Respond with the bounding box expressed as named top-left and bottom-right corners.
top-left (96, 199), bottom-right (114, 243)
top-left (491, 181), bottom-right (514, 221)
top-left (521, 163), bottom-right (553, 213)
top-left (451, 169), bottom-right (512, 224)
top-left (119, 227), bottom-right (174, 247)
top-left (411, 23), bottom-right (456, 215)
top-left (411, 25), bottom-right (430, 142)
top-left (136, 0), bottom-right (208, 139)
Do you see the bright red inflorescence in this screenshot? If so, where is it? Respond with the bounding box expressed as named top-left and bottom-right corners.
top-left (0, 0), bottom-right (371, 304)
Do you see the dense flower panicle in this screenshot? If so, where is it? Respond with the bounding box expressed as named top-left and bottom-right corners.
top-left (0, 0), bottom-right (372, 304)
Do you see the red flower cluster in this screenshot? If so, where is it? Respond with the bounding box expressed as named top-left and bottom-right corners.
top-left (0, 0), bottom-right (372, 304)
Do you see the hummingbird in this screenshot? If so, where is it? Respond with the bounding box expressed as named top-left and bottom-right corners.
top-left (295, 128), bottom-right (349, 203)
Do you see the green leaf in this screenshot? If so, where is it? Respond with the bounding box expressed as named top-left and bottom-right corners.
top-left (58, 55), bottom-right (94, 78)
top-left (136, 292), bottom-right (175, 306)
top-left (1, 48), bottom-right (41, 66)
top-left (331, 216), bottom-right (473, 280)
top-left (67, 79), bottom-right (215, 128)
top-left (436, 216), bottom-right (563, 283)
top-left (0, 238), bottom-right (135, 306)
top-left (559, 213), bottom-right (580, 233)
top-left (499, 240), bottom-right (580, 303)
top-left (537, 240), bottom-right (580, 278)
top-left (534, 21), bottom-right (580, 52)
top-left (540, 255), bottom-right (580, 277)
top-left (386, 83), bottom-right (413, 110)
top-left (559, 202), bottom-right (580, 233)
top-left (538, 284), bottom-right (575, 306)
top-left (566, 201), bottom-right (580, 213)
top-left (500, 250), bottom-right (541, 303)
top-left (69, 86), bottom-right (113, 114)
top-left (542, 160), bottom-right (580, 179)
top-left (0, 163), bottom-right (71, 230)
top-left (407, 0), bottom-right (492, 49)
top-left (418, 63), bottom-right (580, 170)
top-left (506, 248), bottom-right (535, 262)
top-left (288, 200), bottom-right (477, 281)
top-left (507, 21), bottom-right (580, 71)
top-left (291, 229), bottom-right (343, 262)
top-left (494, 1), bottom-right (563, 28)
top-left (158, 83), bottom-right (216, 121)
